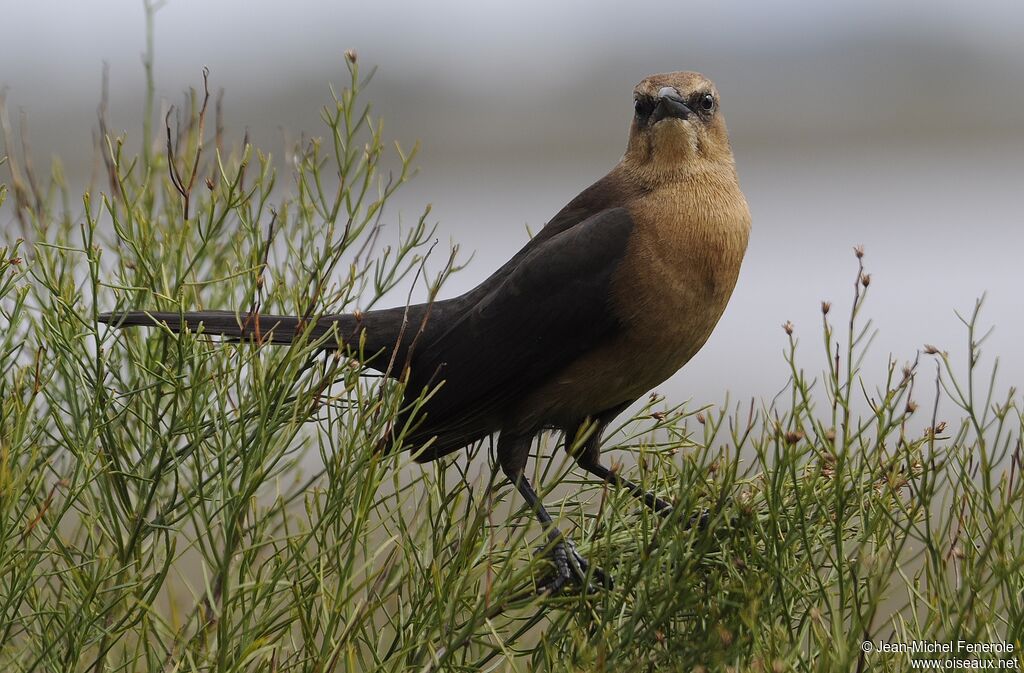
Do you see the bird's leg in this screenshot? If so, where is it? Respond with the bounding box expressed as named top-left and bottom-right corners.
top-left (568, 416), bottom-right (708, 528)
top-left (577, 457), bottom-right (674, 515)
top-left (566, 414), bottom-right (673, 515)
top-left (497, 432), bottom-right (610, 594)
top-left (512, 472), bottom-right (611, 593)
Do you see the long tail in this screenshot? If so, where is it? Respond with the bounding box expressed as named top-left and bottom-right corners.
top-left (98, 303), bottom-right (447, 374)
top-left (101, 303), bottom-right (461, 453)
top-left (97, 310), bottom-right (353, 346)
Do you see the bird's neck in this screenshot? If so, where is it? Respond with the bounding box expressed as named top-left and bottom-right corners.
top-left (617, 152), bottom-right (739, 193)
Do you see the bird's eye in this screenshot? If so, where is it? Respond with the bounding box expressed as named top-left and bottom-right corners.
top-left (699, 93), bottom-right (716, 113)
top-left (634, 96), bottom-right (655, 118)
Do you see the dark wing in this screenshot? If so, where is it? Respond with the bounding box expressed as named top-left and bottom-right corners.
top-left (398, 207), bottom-right (635, 459)
top-left (445, 172), bottom-right (638, 309)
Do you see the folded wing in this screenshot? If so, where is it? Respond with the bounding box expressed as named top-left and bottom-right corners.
top-left (399, 207), bottom-right (635, 459)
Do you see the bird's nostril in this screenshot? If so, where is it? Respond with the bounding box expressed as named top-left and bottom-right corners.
top-left (653, 95), bottom-right (691, 122)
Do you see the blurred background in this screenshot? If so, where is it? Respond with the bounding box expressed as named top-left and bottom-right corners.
top-left (2, 0), bottom-right (1022, 411)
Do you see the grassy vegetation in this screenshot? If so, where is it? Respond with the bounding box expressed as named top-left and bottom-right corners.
top-left (1, 47), bottom-right (1021, 673)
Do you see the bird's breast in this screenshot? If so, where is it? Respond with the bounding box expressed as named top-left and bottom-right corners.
top-left (612, 177), bottom-right (750, 372)
top-left (505, 170), bottom-right (750, 433)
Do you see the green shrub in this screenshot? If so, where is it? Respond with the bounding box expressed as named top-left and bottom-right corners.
top-left (1, 52), bottom-right (1020, 673)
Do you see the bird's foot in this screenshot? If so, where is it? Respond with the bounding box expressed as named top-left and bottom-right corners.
top-left (686, 507), bottom-right (710, 530)
top-left (648, 499), bottom-right (708, 529)
top-left (535, 537), bottom-right (612, 595)
top-left (647, 494), bottom-right (675, 516)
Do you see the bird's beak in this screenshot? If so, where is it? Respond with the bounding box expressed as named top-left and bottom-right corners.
top-left (651, 87), bottom-right (691, 123)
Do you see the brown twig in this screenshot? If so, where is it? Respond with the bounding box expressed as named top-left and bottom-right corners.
top-left (242, 208), bottom-right (279, 343)
top-left (21, 480), bottom-right (67, 542)
top-left (184, 68), bottom-right (212, 202)
top-left (212, 87), bottom-right (225, 188)
top-left (18, 110), bottom-right (44, 218)
top-left (165, 109), bottom-right (186, 199)
top-left (164, 67), bottom-right (212, 221)
top-left (0, 90), bottom-right (31, 233)
top-left (97, 62), bottom-right (121, 198)
top-left (237, 127), bottom-right (250, 192)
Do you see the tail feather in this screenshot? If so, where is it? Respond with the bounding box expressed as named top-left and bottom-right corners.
top-left (100, 300), bottom-right (472, 453)
top-left (97, 310), bottom-right (352, 347)
top-left (99, 302), bottom-right (448, 373)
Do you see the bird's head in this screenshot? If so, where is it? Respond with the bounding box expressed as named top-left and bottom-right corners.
top-left (624, 71), bottom-right (734, 179)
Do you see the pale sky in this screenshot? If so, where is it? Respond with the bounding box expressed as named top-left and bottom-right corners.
top-left (2, 0), bottom-right (1022, 410)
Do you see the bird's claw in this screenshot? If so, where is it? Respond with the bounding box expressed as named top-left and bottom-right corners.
top-left (687, 507), bottom-right (710, 530)
top-left (535, 537), bottom-right (613, 595)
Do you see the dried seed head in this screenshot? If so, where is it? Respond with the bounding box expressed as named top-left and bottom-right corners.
top-left (854, 245), bottom-right (864, 258)
top-left (923, 344), bottom-right (940, 355)
top-left (205, 176), bottom-right (215, 190)
top-left (894, 474), bottom-right (908, 489)
top-left (696, 411), bottom-right (706, 425)
top-left (783, 320), bottom-right (794, 335)
top-left (344, 49), bottom-right (358, 64)
top-left (905, 400), bottom-right (918, 414)
top-left (860, 273), bottom-right (871, 287)
top-left (651, 411), bottom-right (666, 421)
top-left (784, 430), bottom-right (804, 445)
top-left (821, 301), bottom-right (831, 315)
top-left (717, 624), bottom-right (734, 647)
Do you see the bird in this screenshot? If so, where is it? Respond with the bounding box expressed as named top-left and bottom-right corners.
top-left (99, 71), bottom-right (751, 593)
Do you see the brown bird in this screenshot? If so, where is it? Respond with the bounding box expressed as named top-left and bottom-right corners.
top-left (100, 71), bottom-right (751, 592)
